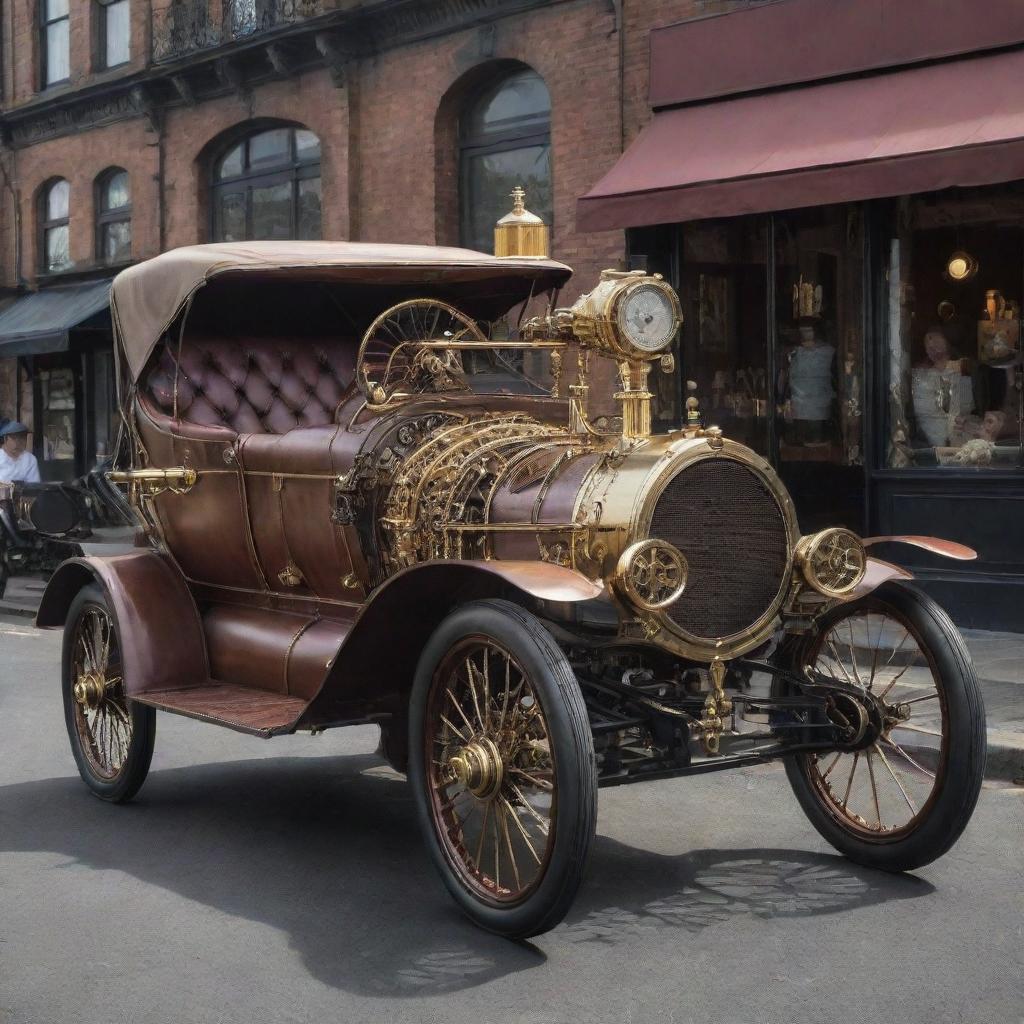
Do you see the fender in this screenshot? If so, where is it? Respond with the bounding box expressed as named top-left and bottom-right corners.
top-left (862, 535), bottom-right (977, 560)
top-left (36, 552), bottom-right (208, 696)
top-left (298, 559), bottom-right (604, 728)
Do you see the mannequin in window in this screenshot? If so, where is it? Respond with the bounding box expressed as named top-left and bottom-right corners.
top-left (911, 326), bottom-right (973, 447)
top-left (784, 317), bottom-right (835, 444)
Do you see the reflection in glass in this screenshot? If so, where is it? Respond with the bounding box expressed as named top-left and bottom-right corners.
top-left (102, 220), bottom-right (131, 262)
top-left (461, 146), bottom-right (551, 255)
top-left (217, 192), bottom-right (246, 242)
top-left (249, 129), bottom-right (291, 170)
top-left (104, 0), bottom-right (130, 67)
top-left (47, 180), bottom-right (69, 220)
top-left (460, 68), bottom-right (551, 254)
top-left (46, 225), bottom-right (70, 271)
top-left (251, 182), bottom-right (292, 239)
top-left (212, 127), bottom-right (322, 242)
top-left (678, 218), bottom-right (769, 455)
top-left (887, 185), bottom-right (1024, 470)
top-left (297, 177), bottom-right (322, 240)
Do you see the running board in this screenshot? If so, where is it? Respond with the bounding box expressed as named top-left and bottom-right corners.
top-left (132, 684), bottom-right (308, 737)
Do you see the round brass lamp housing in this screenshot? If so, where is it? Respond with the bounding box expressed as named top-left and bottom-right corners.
top-left (795, 528), bottom-right (867, 597)
top-left (569, 270), bottom-right (683, 360)
top-left (615, 538), bottom-right (689, 612)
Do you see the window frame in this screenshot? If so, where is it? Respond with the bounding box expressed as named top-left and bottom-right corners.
top-left (40, 0), bottom-right (71, 89)
top-left (457, 68), bottom-right (552, 253)
top-left (39, 178), bottom-right (71, 273)
top-left (210, 127), bottom-right (322, 242)
top-left (96, 0), bottom-right (131, 71)
top-left (95, 168), bottom-right (132, 265)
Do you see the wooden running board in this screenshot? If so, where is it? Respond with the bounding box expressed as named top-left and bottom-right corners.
top-left (133, 684), bottom-right (308, 737)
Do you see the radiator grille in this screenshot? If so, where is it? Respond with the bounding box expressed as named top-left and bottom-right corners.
top-left (649, 459), bottom-right (790, 640)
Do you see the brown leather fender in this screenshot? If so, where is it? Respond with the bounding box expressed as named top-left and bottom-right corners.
top-left (862, 535), bottom-right (977, 560)
top-left (297, 559), bottom-right (604, 729)
top-left (36, 553), bottom-right (209, 696)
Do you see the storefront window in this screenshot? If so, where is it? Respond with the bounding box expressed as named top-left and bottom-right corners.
top-left (678, 217), bottom-right (769, 455)
top-left (886, 185), bottom-right (1024, 470)
top-left (774, 206), bottom-right (864, 464)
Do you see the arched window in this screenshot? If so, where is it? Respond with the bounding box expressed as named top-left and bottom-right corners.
top-left (39, 178), bottom-right (70, 272)
top-left (459, 68), bottom-right (551, 253)
top-left (211, 125), bottom-right (322, 242)
top-left (96, 168), bottom-right (131, 263)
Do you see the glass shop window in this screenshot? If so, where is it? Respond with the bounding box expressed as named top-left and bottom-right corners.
top-left (460, 68), bottom-right (552, 254)
top-left (774, 206), bottom-right (864, 464)
top-left (886, 185), bottom-right (1024, 470)
top-left (677, 217), bottom-right (769, 455)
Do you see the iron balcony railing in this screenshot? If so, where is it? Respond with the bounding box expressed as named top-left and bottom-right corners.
top-left (152, 0), bottom-right (325, 63)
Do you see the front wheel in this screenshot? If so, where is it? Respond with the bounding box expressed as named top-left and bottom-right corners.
top-left (781, 582), bottom-right (985, 872)
top-left (62, 583), bottom-right (155, 802)
top-left (409, 599), bottom-right (597, 938)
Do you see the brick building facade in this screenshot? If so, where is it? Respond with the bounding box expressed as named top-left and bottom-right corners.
top-left (0, 0), bottom-right (752, 477)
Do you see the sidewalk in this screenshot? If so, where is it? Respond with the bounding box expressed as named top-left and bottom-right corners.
top-left (2, 580), bottom-right (1020, 783)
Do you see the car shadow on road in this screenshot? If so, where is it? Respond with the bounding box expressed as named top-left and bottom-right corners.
top-left (0, 755), bottom-right (934, 996)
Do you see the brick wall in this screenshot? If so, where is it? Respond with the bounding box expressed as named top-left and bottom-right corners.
top-left (0, 0), bottom-right (722, 293)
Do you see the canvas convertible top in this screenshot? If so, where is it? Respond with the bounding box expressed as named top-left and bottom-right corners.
top-left (111, 241), bottom-right (573, 380)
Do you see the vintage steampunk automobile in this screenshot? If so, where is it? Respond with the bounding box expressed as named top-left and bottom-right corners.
top-left (37, 241), bottom-right (986, 938)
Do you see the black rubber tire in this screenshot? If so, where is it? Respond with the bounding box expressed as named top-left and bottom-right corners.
top-left (408, 599), bottom-right (597, 938)
top-left (780, 582), bottom-right (986, 872)
top-left (62, 583), bottom-right (156, 803)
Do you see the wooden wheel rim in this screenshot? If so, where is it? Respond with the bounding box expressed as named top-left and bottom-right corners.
top-left (424, 636), bottom-right (558, 906)
top-left (71, 603), bottom-right (133, 781)
top-left (800, 607), bottom-right (949, 840)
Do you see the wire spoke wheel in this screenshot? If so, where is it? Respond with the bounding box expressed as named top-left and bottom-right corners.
top-left (410, 599), bottom-right (596, 938)
top-left (427, 638), bottom-right (556, 904)
top-left (356, 299), bottom-right (487, 405)
top-left (804, 609), bottom-right (945, 837)
top-left (62, 584), bottom-right (155, 803)
top-left (70, 604), bottom-right (133, 780)
top-left (780, 582), bottom-right (985, 871)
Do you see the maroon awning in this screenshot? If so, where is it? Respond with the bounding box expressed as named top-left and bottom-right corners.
top-left (577, 48), bottom-right (1024, 232)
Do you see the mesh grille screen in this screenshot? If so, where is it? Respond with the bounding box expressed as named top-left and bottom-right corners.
top-left (649, 459), bottom-right (789, 640)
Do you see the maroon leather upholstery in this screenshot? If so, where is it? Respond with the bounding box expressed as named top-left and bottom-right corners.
top-left (145, 335), bottom-right (356, 435)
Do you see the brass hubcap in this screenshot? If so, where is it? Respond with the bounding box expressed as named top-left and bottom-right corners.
top-left (73, 672), bottom-right (106, 710)
top-left (448, 737), bottom-right (504, 799)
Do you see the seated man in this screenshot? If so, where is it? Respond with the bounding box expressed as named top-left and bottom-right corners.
top-left (0, 422), bottom-right (41, 483)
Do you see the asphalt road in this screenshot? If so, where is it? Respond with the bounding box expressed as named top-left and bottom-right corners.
top-left (1, 617), bottom-right (1021, 1024)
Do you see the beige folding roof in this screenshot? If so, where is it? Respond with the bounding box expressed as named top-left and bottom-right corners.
top-left (111, 241), bottom-right (573, 380)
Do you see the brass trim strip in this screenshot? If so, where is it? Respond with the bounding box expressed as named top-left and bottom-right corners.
top-left (283, 617), bottom-right (319, 695)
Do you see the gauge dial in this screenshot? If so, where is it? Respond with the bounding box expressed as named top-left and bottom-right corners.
top-left (616, 282), bottom-right (679, 355)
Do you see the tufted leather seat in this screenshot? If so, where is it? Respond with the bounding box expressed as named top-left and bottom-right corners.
top-left (144, 335), bottom-right (356, 435)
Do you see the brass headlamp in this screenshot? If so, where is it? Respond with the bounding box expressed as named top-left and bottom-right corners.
top-left (795, 528), bottom-right (867, 598)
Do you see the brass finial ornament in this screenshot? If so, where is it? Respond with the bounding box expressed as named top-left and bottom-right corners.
top-left (494, 186), bottom-right (550, 258)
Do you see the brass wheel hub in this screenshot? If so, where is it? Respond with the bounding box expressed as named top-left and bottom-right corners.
top-left (447, 737), bottom-right (504, 800)
top-left (73, 672), bottom-right (106, 710)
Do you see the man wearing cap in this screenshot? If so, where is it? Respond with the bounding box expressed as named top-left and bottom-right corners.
top-left (0, 422), bottom-right (41, 483)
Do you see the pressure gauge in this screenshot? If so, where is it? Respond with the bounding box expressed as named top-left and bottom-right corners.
top-left (616, 281), bottom-right (679, 355)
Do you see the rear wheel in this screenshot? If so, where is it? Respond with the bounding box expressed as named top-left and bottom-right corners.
top-left (62, 584), bottom-right (155, 802)
top-left (409, 599), bottom-right (597, 938)
top-left (782, 582), bottom-right (985, 871)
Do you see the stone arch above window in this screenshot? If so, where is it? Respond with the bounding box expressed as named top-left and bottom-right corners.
top-left (457, 66), bottom-right (552, 254)
top-left (210, 124), bottom-right (322, 242)
top-left (39, 177), bottom-right (70, 272)
top-left (95, 167), bottom-right (131, 264)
